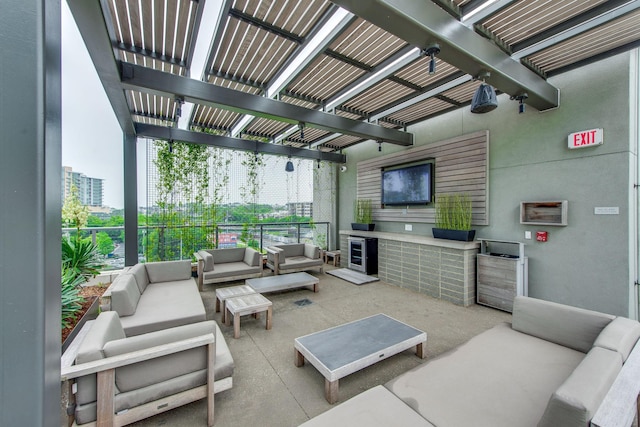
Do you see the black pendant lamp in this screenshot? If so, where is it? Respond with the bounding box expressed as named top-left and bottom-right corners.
top-left (471, 72), bottom-right (498, 114)
top-left (285, 155), bottom-right (294, 172)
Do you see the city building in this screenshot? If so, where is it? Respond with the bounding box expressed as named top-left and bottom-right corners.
top-left (62, 166), bottom-right (105, 207)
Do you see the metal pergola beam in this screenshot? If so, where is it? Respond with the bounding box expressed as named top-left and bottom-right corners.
top-left (135, 123), bottom-right (346, 163)
top-left (331, 0), bottom-right (559, 111)
top-left (121, 62), bottom-right (413, 146)
top-left (67, 0), bottom-right (136, 135)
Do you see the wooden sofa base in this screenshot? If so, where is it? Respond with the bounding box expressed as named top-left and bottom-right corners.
top-left (71, 378), bottom-right (232, 427)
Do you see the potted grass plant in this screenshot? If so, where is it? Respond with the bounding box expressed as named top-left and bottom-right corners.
top-left (432, 193), bottom-right (476, 241)
top-left (351, 198), bottom-right (375, 231)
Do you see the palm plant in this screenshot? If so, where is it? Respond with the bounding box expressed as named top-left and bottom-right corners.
top-left (61, 266), bottom-right (86, 329)
top-left (62, 235), bottom-right (103, 282)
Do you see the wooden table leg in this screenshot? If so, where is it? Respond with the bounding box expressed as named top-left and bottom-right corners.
top-left (221, 301), bottom-right (227, 324)
top-left (233, 312), bottom-right (240, 339)
top-left (325, 378), bottom-right (339, 404)
top-left (215, 297), bottom-right (220, 313)
top-left (266, 306), bottom-right (272, 330)
top-left (416, 341), bottom-right (426, 359)
top-left (225, 307), bottom-right (231, 327)
top-left (294, 349), bottom-right (305, 367)
top-left (313, 283), bottom-right (318, 293)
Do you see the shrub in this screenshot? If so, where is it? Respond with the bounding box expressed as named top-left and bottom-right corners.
top-left (61, 266), bottom-right (86, 329)
top-left (435, 193), bottom-right (472, 230)
top-left (62, 235), bottom-right (104, 283)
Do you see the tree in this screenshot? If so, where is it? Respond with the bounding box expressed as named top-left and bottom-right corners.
top-left (96, 232), bottom-right (115, 256)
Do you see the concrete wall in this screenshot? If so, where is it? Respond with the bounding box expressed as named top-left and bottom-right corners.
top-left (339, 51), bottom-right (638, 317)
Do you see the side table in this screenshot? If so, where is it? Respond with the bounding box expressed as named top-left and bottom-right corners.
top-left (324, 250), bottom-right (341, 266)
top-left (225, 293), bottom-right (273, 339)
top-left (215, 285), bottom-right (257, 323)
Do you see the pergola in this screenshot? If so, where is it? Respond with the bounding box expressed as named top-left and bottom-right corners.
top-left (65, 0), bottom-right (640, 265)
top-left (2, 0), bottom-right (640, 425)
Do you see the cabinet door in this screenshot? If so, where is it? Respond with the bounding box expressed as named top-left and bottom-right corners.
top-left (477, 255), bottom-right (517, 312)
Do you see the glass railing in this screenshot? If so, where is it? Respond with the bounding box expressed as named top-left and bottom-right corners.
top-left (63, 222), bottom-right (330, 270)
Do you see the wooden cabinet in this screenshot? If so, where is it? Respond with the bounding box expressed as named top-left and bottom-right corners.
top-left (520, 200), bottom-right (568, 226)
top-left (476, 239), bottom-right (528, 313)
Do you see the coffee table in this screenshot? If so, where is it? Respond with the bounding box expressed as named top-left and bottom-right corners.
top-left (215, 285), bottom-right (257, 323)
top-left (294, 314), bottom-right (426, 403)
top-left (246, 271), bottom-right (319, 293)
top-left (225, 293), bottom-right (273, 339)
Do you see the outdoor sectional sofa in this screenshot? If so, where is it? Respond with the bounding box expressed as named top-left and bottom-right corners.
top-left (266, 243), bottom-right (324, 275)
top-left (195, 247), bottom-right (263, 291)
top-left (300, 296), bottom-right (640, 427)
top-left (100, 260), bottom-right (206, 336)
top-left (64, 311), bottom-right (234, 426)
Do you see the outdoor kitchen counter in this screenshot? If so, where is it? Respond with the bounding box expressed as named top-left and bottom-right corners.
top-left (339, 230), bottom-right (480, 306)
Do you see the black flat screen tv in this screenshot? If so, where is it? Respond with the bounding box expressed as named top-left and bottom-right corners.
top-left (382, 163), bottom-right (432, 206)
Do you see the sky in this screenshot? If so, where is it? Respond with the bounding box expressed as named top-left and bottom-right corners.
top-left (61, 2), bottom-right (125, 209)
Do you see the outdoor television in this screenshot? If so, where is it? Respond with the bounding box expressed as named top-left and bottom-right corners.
top-left (382, 163), bottom-right (433, 206)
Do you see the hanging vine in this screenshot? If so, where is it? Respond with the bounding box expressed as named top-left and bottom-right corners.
top-left (152, 140), bottom-right (210, 260)
top-left (239, 150), bottom-right (265, 249)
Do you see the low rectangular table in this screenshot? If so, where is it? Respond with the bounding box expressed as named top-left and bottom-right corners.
top-left (215, 285), bottom-right (257, 323)
top-left (294, 314), bottom-right (427, 403)
top-left (225, 293), bottom-right (272, 339)
top-left (246, 271), bottom-right (319, 293)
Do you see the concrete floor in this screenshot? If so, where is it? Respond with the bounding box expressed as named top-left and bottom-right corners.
top-left (129, 265), bottom-right (511, 427)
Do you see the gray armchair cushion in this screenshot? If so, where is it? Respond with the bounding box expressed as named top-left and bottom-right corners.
top-left (537, 347), bottom-right (622, 427)
top-left (128, 263), bottom-right (150, 293)
top-left (512, 296), bottom-right (614, 353)
top-left (110, 274), bottom-right (141, 317)
top-left (103, 321), bottom-right (216, 392)
top-left (145, 260), bottom-right (191, 283)
top-left (198, 250), bottom-right (214, 272)
top-left (593, 316), bottom-right (640, 362)
top-left (75, 312), bottom-right (126, 406)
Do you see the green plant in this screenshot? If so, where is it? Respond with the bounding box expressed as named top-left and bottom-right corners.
top-left (62, 235), bottom-right (104, 282)
top-left (435, 193), bottom-right (473, 230)
top-left (61, 266), bottom-right (86, 329)
top-left (354, 199), bottom-right (373, 223)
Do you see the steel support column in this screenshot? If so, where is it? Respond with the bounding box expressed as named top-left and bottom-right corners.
top-left (124, 133), bottom-right (138, 266)
top-left (1, 1), bottom-right (61, 426)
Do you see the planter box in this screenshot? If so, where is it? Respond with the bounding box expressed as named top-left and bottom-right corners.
top-left (351, 223), bottom-right (375, 231)
top-left (61, 296), bottom-right (100, 353)
top-left (432, 228), bottom-right (476, 242)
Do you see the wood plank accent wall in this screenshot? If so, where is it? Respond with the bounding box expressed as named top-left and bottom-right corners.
top-left (356, 130), bottom-right (489, 225)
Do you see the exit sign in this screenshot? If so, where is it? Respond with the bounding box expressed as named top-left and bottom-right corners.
top-left (568, 128), bottom-right (603, 149)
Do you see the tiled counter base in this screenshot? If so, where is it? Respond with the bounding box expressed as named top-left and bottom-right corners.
top-left (340, 230), bottom-right (479, 306)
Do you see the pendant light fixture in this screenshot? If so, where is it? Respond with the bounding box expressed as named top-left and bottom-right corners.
top-left (285, 149), bottom-right (294, 172)
top-left (471, 71), bottom-right (498, 114)
top-left (423, 44), bottom-right (440, 75)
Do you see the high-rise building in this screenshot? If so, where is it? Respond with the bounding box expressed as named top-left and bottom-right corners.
top-left (62, 166), bottom-right (105, 207)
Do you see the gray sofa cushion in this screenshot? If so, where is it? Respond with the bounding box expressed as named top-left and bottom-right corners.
top-left (110, 274), bottom-right (140, 316)
top-left (277, 243), bottom-right (304, 258)
top-left (119, 280), bottom-right (206, 336)
top-left (299, 385), bottom-right (435, 427)
top-left (243, 247), bottom-right (261, 266)
top-left (213, 247), bottom-right (246, 263)
top-left (128, 263), bottom-right (150, 294)
top-left (198, 250), bottom-right (214, 272)
top-left (75, 312), bottom-right (126, 406)
top-left (593, 316), bottom-right (640, 362)
top-left (537, 346), bottom-right (622, 427)
top-left (145, 260), bottom-right (191, 283)
top-left (203, 262), bottom-right (262, 280)
top-left (512, 296), bottom-right (614, 353)
top-left (280, 256), bottom-right (323, 271)
top-left (386, 322), bottom-right (584, 427)
top-left (304, 243), bottom-right (320, 259)
top-left (103, 321), bottom-right (217, 392)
